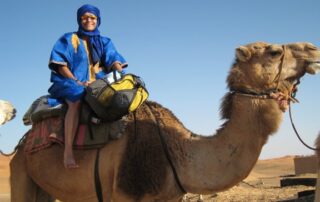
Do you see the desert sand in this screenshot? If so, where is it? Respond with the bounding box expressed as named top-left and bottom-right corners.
top-left (0, 155), bottom-right (316, 201)
top-left (0, 155), bottom-right (10, 202)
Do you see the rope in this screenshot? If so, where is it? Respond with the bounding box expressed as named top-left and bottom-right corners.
top-left (233, 45), bottom-right (319, 151)
top-left (273, 45), bottom-right (286, 90)
top-left (233, 45), bottom-right (287, 99)
top-left (145, 103), bottom-right (187, 194)
top-left (94, 148), bottom-right (103, 202)
top-left (289, 104), bottom-right (319, 151)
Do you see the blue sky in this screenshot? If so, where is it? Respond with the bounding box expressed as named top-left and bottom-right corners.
top-left (0, 0), bottom-right (319, 159)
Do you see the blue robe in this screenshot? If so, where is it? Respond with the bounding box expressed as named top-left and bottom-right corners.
top-left (48, 32), bottom-right (127, 104)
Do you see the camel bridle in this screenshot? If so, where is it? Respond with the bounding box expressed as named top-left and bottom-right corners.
top-left (231, 45), bottom-right (319, 151)
top-left (232, 45), bottom-right (292, 100)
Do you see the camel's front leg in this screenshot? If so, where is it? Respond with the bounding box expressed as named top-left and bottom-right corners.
top-left (315, 134), bottom-right (320, 202)
top-left (10, 147), bottom-right (54, 202)
top-left (316, 168), bottom-right (320, 202)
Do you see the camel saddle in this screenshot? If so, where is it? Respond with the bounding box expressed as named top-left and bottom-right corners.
top-left (23, 96), bottom-right (128, 154)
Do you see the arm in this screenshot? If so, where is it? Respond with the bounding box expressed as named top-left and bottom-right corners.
top-left (102, 38), bottom-right (128, 73)
top-left (57, 65), bottom-right (88, 86)
top-left (58, 66), bottom-right (77, 80)
top-left (112, 62), bottom-right (123, 73)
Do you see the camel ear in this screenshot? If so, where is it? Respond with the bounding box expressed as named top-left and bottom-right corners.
top-left (236, 46), bottom-right (251, 62)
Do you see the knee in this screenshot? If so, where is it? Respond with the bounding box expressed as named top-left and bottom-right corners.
top-left (67, 100), bottom-right (81, 111)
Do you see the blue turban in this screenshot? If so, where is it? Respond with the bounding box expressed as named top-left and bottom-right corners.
top-left (77, 4), bottom-right (101, 27)
top-left (77, 4), bottom-right (103, 64)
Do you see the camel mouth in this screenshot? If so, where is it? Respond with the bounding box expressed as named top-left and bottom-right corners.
top-left (284, 76), bottom-right (300, 88)
top-left (284, 61), bottom-right (320, 84)
top-left (306, 61), bottom-right (320, 75)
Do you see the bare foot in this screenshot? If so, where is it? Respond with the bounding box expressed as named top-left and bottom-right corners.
top-left (64, 152), bottom-right (79, 169)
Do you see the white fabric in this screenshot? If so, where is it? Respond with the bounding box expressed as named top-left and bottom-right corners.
top-left (0, 100), bottom-right (16, 125)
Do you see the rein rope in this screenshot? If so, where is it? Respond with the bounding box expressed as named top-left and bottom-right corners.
top-left (274, 45), bottom-right (286, 90)
top-left (289, 104), bottom-right (319, 151)
top-left (145, 103), bottom-right (187, 194)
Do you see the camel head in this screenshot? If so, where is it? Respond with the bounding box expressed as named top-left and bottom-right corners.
top-left (227, 42), bottom-right (320, 94)
top-left (0, 100), bottom-right (16, 125)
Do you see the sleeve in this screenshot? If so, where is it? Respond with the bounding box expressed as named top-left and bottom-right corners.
top-left (95, 71), bottom-right (105, 80)
top-left (48, 34), bottom-right (71, 71)
top-left (101, 38), bottom-right (128, 73)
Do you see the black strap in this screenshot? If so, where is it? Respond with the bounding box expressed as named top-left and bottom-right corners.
top-left (145, 103), bottom-right (187, 194)
top-left (94, 148), bottom-right (103, 202)
top-left (87, 109), bottom-right (96, 140)
top-left (113, 70), bottom-right (119, 82)
top-left (88, 122), bottom-right (94, 140)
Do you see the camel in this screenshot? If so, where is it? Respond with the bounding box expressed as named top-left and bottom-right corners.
top-left (315, 134), bottom-right (320, 202)
top-left (9, 42), bottom-right (320, 202)
top-left (0, 99), bottom-right (16, 125)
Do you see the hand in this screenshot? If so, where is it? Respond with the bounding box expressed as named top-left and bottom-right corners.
top-left (120, 69), bottom-right (127, 75)
top-left (113, 62), bottom-right (123, 73)
top-left (76, 80), bottom-right (89, 87)
top-left (83, 81), bottom-right (90, 87)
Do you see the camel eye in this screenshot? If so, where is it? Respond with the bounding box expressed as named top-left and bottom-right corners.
top-left (269, 50), bottom-right (282, 57)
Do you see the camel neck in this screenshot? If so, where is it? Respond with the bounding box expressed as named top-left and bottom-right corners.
top-left (173, 95), bottom-right (283, 194)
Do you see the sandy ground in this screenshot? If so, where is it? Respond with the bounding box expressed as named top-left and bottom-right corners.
top-left (0, 155), bottom-right (316, 201)
top-left (0, 155), bottom-right (10, 202)
top-left (185, 156), bottom-right (316, 202)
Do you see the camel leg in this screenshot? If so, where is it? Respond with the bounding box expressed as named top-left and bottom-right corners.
top-left (166, 196), bottom-right (184, 202)
top-left (315, 133), bottom-right (320, 202)
top-left (197, 194), bottom-right (204, 202)
top-left (181, 194), bottom-right (203, 202)
top-left (182, 195), bottom-right (188, 201)
top-left (316, 168), bottom-right (320, 202)
top-left (10, 148), bottom-right (54, 202)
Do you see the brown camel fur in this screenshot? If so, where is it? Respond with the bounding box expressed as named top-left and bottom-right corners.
top-left (9, 42), bottom-right (320, 202)
top-left (315, 134), bottom-right (320, 202)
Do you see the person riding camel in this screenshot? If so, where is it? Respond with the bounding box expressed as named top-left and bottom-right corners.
top-left (47, 4), bottom-right (127, 168)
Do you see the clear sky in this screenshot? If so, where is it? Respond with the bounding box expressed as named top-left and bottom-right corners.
top-left (0, 0), bottom-right (319, 159)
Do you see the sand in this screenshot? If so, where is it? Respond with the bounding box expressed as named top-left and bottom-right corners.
top-left (185, 156), bottom-right (316, 201)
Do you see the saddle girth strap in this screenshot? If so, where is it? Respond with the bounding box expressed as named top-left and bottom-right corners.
top-left (145, 103), bottom-right (187, 194)
top-left (94, 148), bottom-right (103, 202)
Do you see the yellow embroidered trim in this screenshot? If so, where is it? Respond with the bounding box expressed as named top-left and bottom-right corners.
top-left (71, 34), bottom-right (80, 53)
top-left (82, 38), bottom-right (98, 82)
